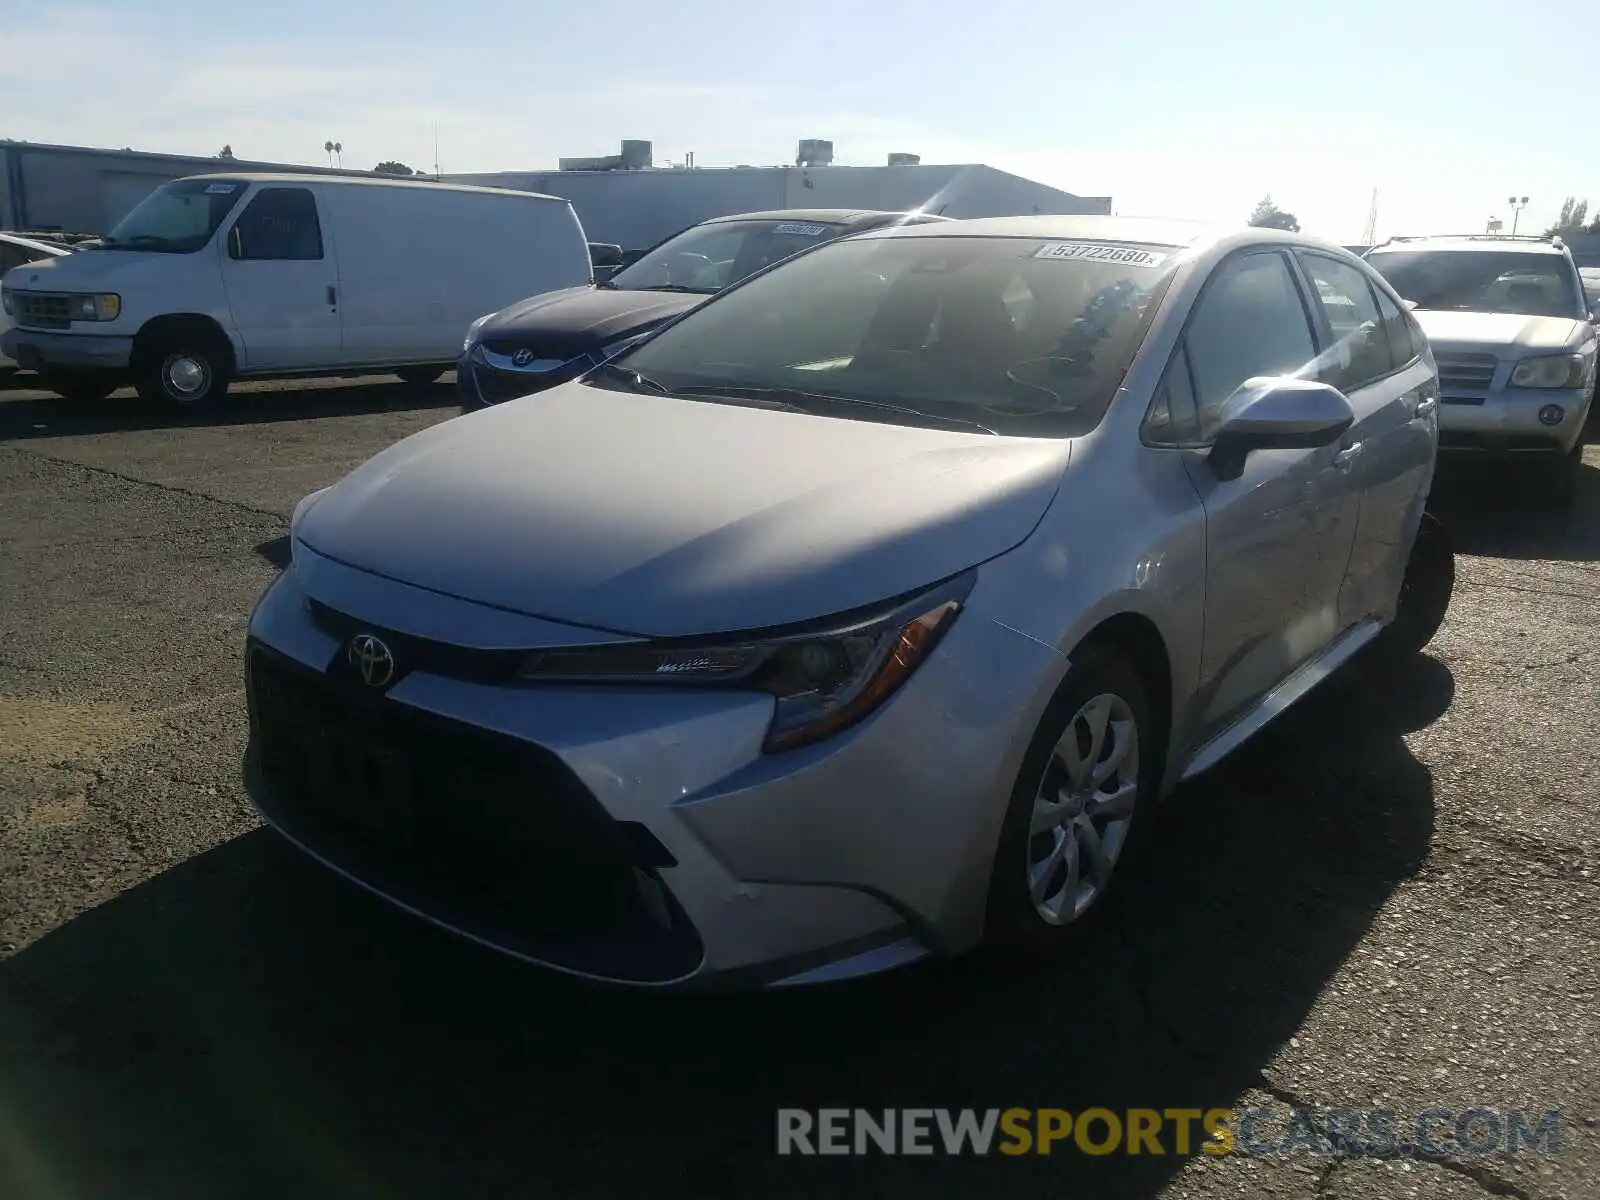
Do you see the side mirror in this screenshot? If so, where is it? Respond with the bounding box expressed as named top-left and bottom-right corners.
top-left (587, 242), bottom-right (623, 269)
top-left (1209, 377), bottom-right (1355, 482)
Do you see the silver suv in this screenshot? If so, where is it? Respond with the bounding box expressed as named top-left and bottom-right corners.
top-left (1365, 234), bottom-right (1599, 504)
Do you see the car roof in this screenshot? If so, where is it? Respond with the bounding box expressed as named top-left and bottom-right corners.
top-left (1367, 235), bottom-right (1569, 255)
top-left (0, 231), bottom-right (72, 257)
top-left (700, 208), bottom-right (951, 229)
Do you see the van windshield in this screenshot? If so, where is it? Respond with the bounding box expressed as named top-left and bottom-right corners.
top-left (100, 179), bottom-right (249, 253)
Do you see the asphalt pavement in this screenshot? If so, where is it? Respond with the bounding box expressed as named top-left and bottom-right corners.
top-left (0, 373), bottom-right (1596, 1200)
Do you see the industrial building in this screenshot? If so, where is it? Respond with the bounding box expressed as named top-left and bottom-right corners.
top-left (446, 139), bottom-right (1113, 248)
top-left (0, 140), bottom-right (375, 234)
top-left (1, 137), bottom-right (1113, 249)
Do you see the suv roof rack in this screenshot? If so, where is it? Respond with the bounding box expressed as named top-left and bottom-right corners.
top-left (1370, 232), bottom-right (1564, 248)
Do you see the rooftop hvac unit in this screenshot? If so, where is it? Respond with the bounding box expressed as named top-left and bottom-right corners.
top-left (619, 140), bottom-right (652, 170)
top-left (887, 152), bottom-right (921, 166)
top-left (796, 139), bottom-right (834, 168)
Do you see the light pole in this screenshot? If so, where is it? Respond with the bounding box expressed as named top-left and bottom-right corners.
top-left (1507, 196), bottom-right (1528, 235)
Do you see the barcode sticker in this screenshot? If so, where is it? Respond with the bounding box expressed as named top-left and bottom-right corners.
top-left (205, 183), bottom-right (238, 194)
top-left (771, 222), bottom-right (829, 236)
top-left (1034, 242), bottom-right (1167, 268)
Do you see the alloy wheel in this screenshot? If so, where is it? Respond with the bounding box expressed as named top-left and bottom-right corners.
top-left (1027, 692), bottom-right (1140, 925)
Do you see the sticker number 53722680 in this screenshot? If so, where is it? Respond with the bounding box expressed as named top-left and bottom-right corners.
top-left (1033, 242), bottom-right (1168, 268)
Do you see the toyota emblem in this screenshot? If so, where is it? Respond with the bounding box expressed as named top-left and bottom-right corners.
top-left (347, 634), bottom-right (396, 688)
top-left (512, 348), bottom-right (534, 368)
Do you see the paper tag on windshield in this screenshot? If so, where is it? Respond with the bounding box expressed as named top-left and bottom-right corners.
top-left (771, 222), bottom-right (829, 236)
top-left (205, 183), bottom-right (238, 194)
top-left (1034, 242), bottom-right (1167, 268)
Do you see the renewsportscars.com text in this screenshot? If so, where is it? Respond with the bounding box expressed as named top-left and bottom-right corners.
top-left (776, 1107), bottom-right (1563, 1158)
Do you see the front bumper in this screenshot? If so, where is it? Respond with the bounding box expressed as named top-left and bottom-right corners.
top-left (242, 550), bottom-right (1058, 989)
top-left (1437, 385), bottom-right (1592, 456)
top-left (456, 345), bottom-right (591, 410)
top-left (0, 327), bottom-right (134, 371)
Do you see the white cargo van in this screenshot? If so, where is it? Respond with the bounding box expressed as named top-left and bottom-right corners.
top-left (0, 173), bottom-right (592, 406)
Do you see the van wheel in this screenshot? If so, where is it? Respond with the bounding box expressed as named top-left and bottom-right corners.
top-left (985, 646), bottom-right (1154, 954)
top-left (395, 365), bottom-right (446, 386)
top-left (135, 341), bottom-right (231, 409)
top-left (41, 370), bottom-right (118, 403)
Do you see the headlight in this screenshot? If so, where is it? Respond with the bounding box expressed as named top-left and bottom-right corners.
top-left (462, 312), bottom-right (496, 354)
top-left (516, 573), bottom-right (973, 752)
top-left (1509, 352), bottom-right (1591, 390)
top-left (287, 487), bottom-right (332, 566)
top-left (69, 293), bottom-right (121, 321)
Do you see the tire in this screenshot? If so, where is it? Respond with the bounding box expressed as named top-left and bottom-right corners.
top-left (40, 370), bottom-right (117, 403)
top-left (134, 338), bottom-right (231, 409)
top-left (985, 646), bottom-right (1156, 953)
top-left (395, 365), bottom-right (446, 386)
top-left (1378, 511), bottom-right (1455, 657)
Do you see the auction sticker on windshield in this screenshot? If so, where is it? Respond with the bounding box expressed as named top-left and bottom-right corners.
top-left (1034, 242), bottom-right (1168, 268)
top-left (205, 183), bottom-right (239, 194)
top-left (771, 222), bottom-right (830, 236)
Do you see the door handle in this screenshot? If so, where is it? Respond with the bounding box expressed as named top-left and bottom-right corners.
top-left (1332, 441), bottom-right (1364, 470)
top-left (326, 285), bottom-right (337, 307)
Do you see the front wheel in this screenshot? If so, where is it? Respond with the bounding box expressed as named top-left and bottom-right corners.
top-left (134, 342), bottom-right (231, 409)
top-left (985, 647), bottom-right (1154, 953)
top-left (395, 365), bottom-right (446, 386)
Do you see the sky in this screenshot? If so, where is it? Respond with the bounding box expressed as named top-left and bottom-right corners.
top-left (3, 0), bottom-right (1595, 245)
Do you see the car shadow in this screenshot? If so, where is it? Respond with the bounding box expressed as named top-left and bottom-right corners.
top-left (1430, 454), bottom-right (1600, 562)
top-left (0, 374), bottom-right (461, 440)
top-left (254, 535), bottom-right (292, 570)
top-left (0, 655), bottom-right (1448, 1200)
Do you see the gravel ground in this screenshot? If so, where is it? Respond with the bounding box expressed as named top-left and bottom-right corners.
top-left (0, 373), bottom-right (1596, 1200)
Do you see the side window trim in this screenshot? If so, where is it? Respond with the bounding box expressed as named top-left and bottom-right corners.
top-left (1141, 245), bottom-right (1319, 449)
top-left (1296, 249), bottom-right (1419, 389)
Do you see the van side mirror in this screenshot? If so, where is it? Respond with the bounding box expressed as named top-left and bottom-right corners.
top-left (587, 242), bottom-right (624, 269)
top-left (1209, 377), bottom-right (1355, 482)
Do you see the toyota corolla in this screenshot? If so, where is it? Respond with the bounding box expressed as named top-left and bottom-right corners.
top-left (245, 215), bottom-right (1452, 989)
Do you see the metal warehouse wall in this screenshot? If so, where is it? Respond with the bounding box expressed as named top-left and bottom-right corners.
top-left (448, 168), bottom-right (790, 248)
top-left (447, 164), bottom-right (1112, 249)
top-left (0, 143), bottom-right (379, 234)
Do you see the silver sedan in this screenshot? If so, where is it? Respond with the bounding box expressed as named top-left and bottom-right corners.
top-left (244, 215), bottom-right (1452, 989)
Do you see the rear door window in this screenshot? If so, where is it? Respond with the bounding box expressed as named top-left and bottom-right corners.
top-left (1296, 252), bottom-right (1393, 391)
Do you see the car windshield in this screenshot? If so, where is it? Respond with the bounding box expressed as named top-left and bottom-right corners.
top-left (591, 234), bottom-right (1180, 437)
top-left (609, 218), bottom-right (850, 294)
top-left (1365, 249), bottom-right (1584, 319)
top-left (99, 178), bottom-right (250, 253)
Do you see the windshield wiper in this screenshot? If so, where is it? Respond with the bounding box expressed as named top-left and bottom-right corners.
top-left (640, 284), bottom-right (713, 294)
top-left (669, 385), bottom-right (999, 434)
top-left (592, 360), bottom-right (673, 394)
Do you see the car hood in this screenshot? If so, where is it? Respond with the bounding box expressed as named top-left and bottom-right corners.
top-left (479, 286), bottom-right (703, 351)
top-left (0, 248), bottom-right (172, 291)
top-left (1412, 309), bottom-right (1589, 354)
top-left (295, 384), bottom-right (1069, 638)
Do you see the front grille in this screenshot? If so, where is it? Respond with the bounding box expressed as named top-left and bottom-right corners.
top-left (246, 642), bottom-right (702, 981)
top-left (468, 360), bottom-right (575, 405)
top-left (1434, 353), bottom-right (1497, 405)
top-left (308, 599), bottom-right (526, 684)
top-left (11, 292), bottom-right (72, 331)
